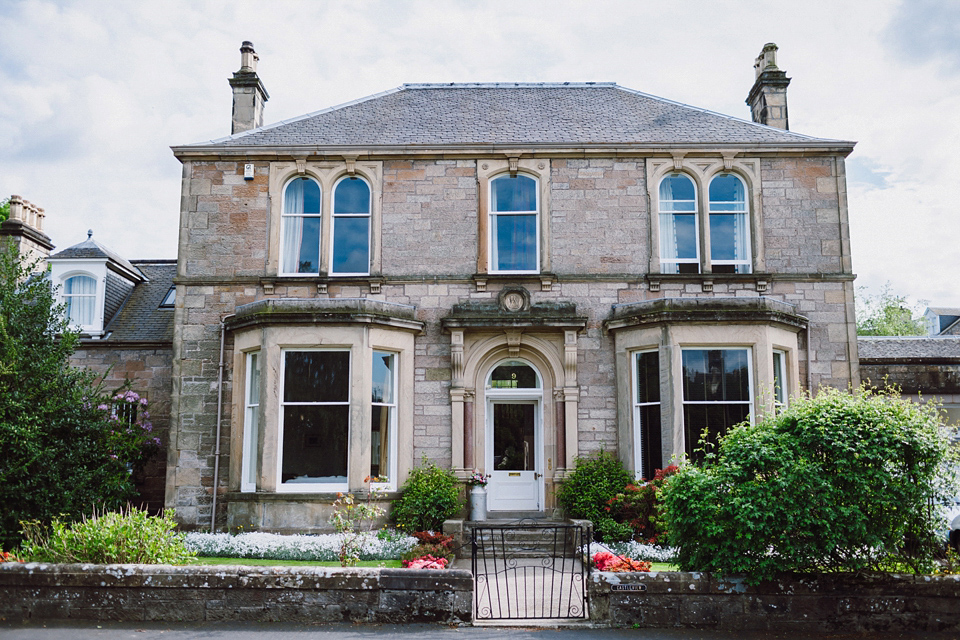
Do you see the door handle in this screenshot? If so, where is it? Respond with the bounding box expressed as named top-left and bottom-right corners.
top-left (534, 472), bottom-right (543, 479)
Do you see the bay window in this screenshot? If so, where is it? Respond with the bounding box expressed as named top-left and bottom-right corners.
top-left (240, 351), bottom-right (260, 493)
top-left (279, 350), bottom-right (350, 490)
top-left (681, 348), bottom-right (752, 463)
top-left (371, 350), bottom-right (396, 484)
top-left (633, 350), bottom-right (662, 481)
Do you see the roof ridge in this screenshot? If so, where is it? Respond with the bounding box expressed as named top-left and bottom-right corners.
top-left (401, 82), bottom-right (618, 89)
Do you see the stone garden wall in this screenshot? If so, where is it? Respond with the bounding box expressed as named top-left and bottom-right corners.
top-left (0, 564), bottom-right (472, 624)
top-left (590, 570), bottom-right (960, 632)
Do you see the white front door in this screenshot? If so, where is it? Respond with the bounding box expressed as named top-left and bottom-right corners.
top-left (486, 400), bottom-right (542, 511)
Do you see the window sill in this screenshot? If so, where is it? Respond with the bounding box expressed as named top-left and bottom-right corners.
top-left (646, 273), bottom-right (771, 293)
top-left (261, 275), bottom-right (385, 295)
top-left (473, 272), bottom-right (555, 292)
top-left (227, 490), bottom-right (401, 502)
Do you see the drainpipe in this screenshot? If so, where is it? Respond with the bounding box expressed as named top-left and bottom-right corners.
top-left (210, 314), bottom-right (235, 532)
top-left (806, 326), bottom-right (812, 393)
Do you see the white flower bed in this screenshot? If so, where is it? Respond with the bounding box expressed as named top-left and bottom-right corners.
top-left (596, 540), bottom-right (677, 563)
top-left (185, 531), bottom-right (418, 561)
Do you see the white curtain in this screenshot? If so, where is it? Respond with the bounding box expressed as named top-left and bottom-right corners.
top-left (281, 182), bottom-right (305, 273)
top-left (659, 213), bottom-right (678, 273)
top-left (732, 212), bottom-right (749, 272)
top-left (65, 275), bottom-right (96, 325)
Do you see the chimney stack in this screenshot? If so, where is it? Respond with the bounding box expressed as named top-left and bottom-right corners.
top-left (746, 43), bottom-right (791, 130)
top-left (0, 194), bottom-right (54, 269)
top-left (229, 41), bottom-right (269, 135)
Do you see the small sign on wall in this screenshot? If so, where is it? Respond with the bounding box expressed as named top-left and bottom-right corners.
top-left (612, 584), bottom-right (647, 592)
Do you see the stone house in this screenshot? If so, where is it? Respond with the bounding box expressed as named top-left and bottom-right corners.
top-left (159, 41), bottom-right (859, 533)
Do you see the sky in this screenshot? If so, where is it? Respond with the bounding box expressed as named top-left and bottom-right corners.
top-left (1, 0), bottom-right (959, 307)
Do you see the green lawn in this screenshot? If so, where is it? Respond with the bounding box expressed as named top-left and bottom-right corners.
top-left (193, 557), bottom-right (402, 568)
top-left (649, 562), bottom-right (678, 571)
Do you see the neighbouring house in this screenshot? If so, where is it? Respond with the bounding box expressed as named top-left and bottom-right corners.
top-left (0, 198), bottom-right (174, 512)
top-left (925, 307), bottom-right (960, 337)
top-left (161, 41), bottom-right (859, 533)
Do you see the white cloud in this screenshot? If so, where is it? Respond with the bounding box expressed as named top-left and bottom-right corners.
top-left (0, 0), bottom-right (957, 304)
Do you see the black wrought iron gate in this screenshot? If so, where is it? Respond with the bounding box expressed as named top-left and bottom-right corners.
top-left (471, 522), bottom-right (591, 620)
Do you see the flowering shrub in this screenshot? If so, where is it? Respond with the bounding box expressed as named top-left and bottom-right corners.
top-left (606, 465), bottom-right (678, 545)
top-left (392, 459), bottom-right (463, 531)
top-left (104, 389), bottom-right (162, 471)
top-left (412, 531), bottom-right (454, 547)
top-left (184, 531), bottom-right (417, 561)
top-left (1, 550), bottom-right (21, 563)
top-left (329, 483), bottom-right (386, 566)
top-left (402, 554), bottom-right (449, 569)
top-left (592, 551), bottom-right (651, 572)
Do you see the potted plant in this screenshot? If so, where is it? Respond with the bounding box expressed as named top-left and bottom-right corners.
top-left (467, 471), bottom-right (489, 521)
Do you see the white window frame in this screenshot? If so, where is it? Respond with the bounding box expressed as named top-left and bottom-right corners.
top-left (707, 173), bottom-right (752, 274)
top-left (330, 175), bottom-right (372, 277)
top-left (240, 351), bottom-right (260, 493)
top-left (488, 173), bottom-right (540, 275)
top-left (772, 349), bottom-right (788, 412)
top-left (680, 347), bottom-right (754, 458)
top-left (279, 176), bottom-right (323, 276)
top-left (658, 173), bottom-right (701, 274)
top-left (632, 349), bottom-right (661, 482)
top-left (277, 348), bottom-right (351, 493)
top-left (370, 350), bottom-right (398, 491)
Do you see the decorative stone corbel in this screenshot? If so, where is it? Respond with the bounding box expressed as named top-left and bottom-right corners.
top-left (755, 278), bottom-right (769, 293)
top-left (450, 330), bottom-right (465, 387)
top-left (563, 330), bottom-right (578, 387)
top-left (540, 275), bottom-right (554, 292)
top-left (262, 280), bottom-right (275, 296)
top-left (344, 155), bottom-right (357, 175)
top-left (701, 279), bottom-right (713, 293)
top-left (672, 152), bottom-right (687, 171)
top-left (474, 277), bottom-right (487, 293)
top-left (508, 157), bottom-right (519, 175)
top-left (722, 151), bottom-right (737, 171)
top-left (505, 329), bottom-right (523, 357)
top-left (294, 156), bottom-right (307, 175)
top-left (648, 277), bottom-right (661, 292)
top-left (317, 282), bottom-right (327, 295)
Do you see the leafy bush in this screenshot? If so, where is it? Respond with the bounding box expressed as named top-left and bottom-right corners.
top-left (185, 531), bottom-right (417, 561)
top-left (0, 248), bottom-right (159, 547)
top-left (596, 518), bottom-right (634, 542)
top-left (557, 450), bottom-right (631, 541)
top-left (606, 465), bottom-right (678, 545)
top-left (18, 507), bottom-right (195, 564)
top-left (661, 387), bottom-right (958, 583)
top-left (391, 460), bottom-right (463, 532)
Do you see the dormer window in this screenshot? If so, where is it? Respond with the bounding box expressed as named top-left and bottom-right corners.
top-left (63, 274), bottom-right (97, 328)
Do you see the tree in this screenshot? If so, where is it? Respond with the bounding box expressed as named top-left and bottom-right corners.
top-left (660, 387), bottom-right (957, 583)
top-left (0, 198), bottom-right (9, 223)
top-left (0, 246), bottom-right (143, 548)
top-left (857, 283), bottom-right (927, 336)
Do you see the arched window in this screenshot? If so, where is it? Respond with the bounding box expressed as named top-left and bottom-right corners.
top-left (331, 176), bottom-right (371, 275)
top-left (659, 174), bottom-right (699, 274)
top-left (280, 177), bottom-right (322, 275)
top-left (708, 173), bottom-right (751, 274)
top-left (489, 174), bottom-right (538, 273)
top-left (488, 360), bottom-right (541, 389)
top-left (63, 274), bottom-right (97, 326)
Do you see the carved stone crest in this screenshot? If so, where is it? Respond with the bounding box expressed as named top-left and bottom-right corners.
top-left (498, 286), bottom-right (530, 313)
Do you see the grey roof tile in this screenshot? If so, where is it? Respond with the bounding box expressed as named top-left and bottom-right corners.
top-left (102, 262), bottom-right (176, 343)
top-left (181, 83), bottom-right (851, 149)
top-left (858, 336), bottom-right (960, 360)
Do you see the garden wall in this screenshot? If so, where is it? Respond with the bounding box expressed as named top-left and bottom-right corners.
top-left (590, 570), bottom-right (960, 632)
top-left (0, 564), bottom-right (472, 624)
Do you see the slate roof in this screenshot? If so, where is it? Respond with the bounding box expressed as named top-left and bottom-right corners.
top-left (179, 83), bottom-right (853, 150)
top-left (102, 261), bottom-right (176, 343)
top-left (49, 235), bottom-right (143, 280)
top-left (858, 336), bottom-right (960, 361)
